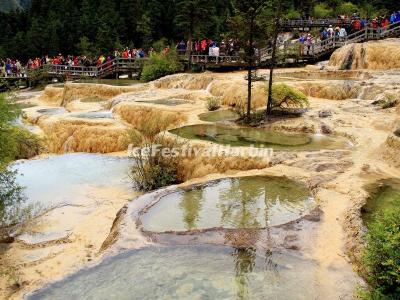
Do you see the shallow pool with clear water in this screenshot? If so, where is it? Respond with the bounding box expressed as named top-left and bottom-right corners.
top-left (69, 111), bottom-right (114, 119)
top-left (11, 153), bottom-right (132, 207)
top-left (36, 108), bottom-right (68, 115)
top-left (170, 124), bottom-right (351, 150)
top-left (28, 244), bottom-right (324, 300)
top-left (198, 110), bottom-right (240, 122)
top-left (362, 179), bottom-right (400, 227)
top-left (140, 176), bottom-right (314, 232)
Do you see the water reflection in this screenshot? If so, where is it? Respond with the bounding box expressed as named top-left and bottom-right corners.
top-left (141, 176), bottom-right (314, 232)
top-left (179, 188), bottom-right (204, 230)
top-left (28, 245), bottom-right (319, 300)
top-left (362, 179), bottom-right (400, 227)
top-left (232, 247), bottom-right (278, 300)
top-left (219, 179), bottom-right (265, 228)
top-left (170, 124), bottom-right (351, 150)
top-left (234, 247), bottom-right (257, 299)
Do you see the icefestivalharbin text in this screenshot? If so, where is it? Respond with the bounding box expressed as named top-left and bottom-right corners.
top-left (128, 144), bottom-right (274, 159)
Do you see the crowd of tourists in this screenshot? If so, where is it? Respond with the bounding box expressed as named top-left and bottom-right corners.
top-left (0, 50), bottom-right (149, 78)
top-left (0, 59), bottom-right (23, 78)
top-left (176, 39), bottom-right (242, 57)
top-left (0, 39), bottom-right (243, 78)
top-left (1, 11), bottom-right (400, 77)
top-left (1, 55), bottom-right (96, 77)
top-left (297, 11), bottom-right (400, 55)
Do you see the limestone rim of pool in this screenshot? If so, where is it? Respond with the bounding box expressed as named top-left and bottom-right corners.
top-left (12, 69), bottom-right (400, 298)
top-left (164, 99), bottom-right (359, 149)
top-left (134, 175), bottom-right (319, 234)
top-left (99, 168), bottom-right (322, 252)
top-left (21, 160), bottom-right (362, 300)
top-left (52, 164), bottom-right (358, 300)
top-left (21, 75), bottom-right (360, 150)
top-left (343, 176), bottom-right (400, 271)
top-left (22, 104), bottom-right (129, 134)
top-left (163, 119), bottom-right (358, 153)
top-left (22, 171), bottom-right (323, 298)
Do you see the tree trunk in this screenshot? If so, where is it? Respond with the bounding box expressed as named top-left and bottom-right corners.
top-left (266, 18), bottom-right (279, 116)
top-left (246, 17), bottom-right (254, 122)
top-left (188, 20), bottom-right (193, 69)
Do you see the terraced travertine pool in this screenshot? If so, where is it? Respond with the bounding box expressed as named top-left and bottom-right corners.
top-left (140, 176), bottom-right (314, 232)
top-left (170, 124), bottom-right (351, 150)
top-left (28, 245), bottom-right (324, 300)
top-left (12, 153), bottom-right (132, 207)
top-left (362, 179), bottom-right (400, 227)
top-left (198, 109), bottom-right (240, 122)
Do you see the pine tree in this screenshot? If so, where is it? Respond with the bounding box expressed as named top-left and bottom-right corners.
top-left (175, 0), bottom-right (209, 40)
top-left (25, 17), bottom-right (46, 56)
top-left (118, 0), bottom-right (140, 45)
top-left (76, 36), bottom-right (92, 57)
top-left (95, 0), bottom-right (117, 53)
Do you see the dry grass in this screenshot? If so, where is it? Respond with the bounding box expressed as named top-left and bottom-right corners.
top-left (41, 83), bottom-right (141, 106)
top-left (154, 74), bottom-right (267, 110)
top-left (208, 80), bottom-right (266, 109)
top-left (113, 103), bottom-right (186, 130)
top-left (178, 152), bottom-right (270, 181)
top-left (39, 118), bottom-right (129, 153)
top-left (80, 96), bottom-right (107, 103)
top-left (154, 73), bottom-right (214, 89)
top-left (381, 134), bottom-right (400, 168)
top-left (293, 81), bottom-right (360, 100)
top-left (41, 86), bottom-right (64, 105)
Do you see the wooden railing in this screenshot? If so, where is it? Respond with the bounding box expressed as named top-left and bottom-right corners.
top-left (19, 57), bottom-right (146, 79)
top-left (191, 55), bottom-right (243, 64)
top-left (279, 18), bottom-right (353, 28)
top-left (259, 21), bottom-right (400, 63)
top-left (2, 22), bottom-right (400, 78)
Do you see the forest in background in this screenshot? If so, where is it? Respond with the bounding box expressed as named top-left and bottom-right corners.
top-left (0, 0), bottom-right (398, 61)
top-left (0, 0), bottom-right (30, 13)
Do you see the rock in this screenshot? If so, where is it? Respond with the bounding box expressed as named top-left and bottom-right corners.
top-left (0, 235), bottom-right (15, 243)
top-left (305, 64), bottom-right (322, 71)
top-left (314, 161), bottom-right (352, 173)
top-left (318, 110), bottom-right (332, 118)
top-left (394, 128), bottom-right (400, 137)
top-left (324, 65), bottom-right (339, 72)
top-left (321, 124), bottom-right (333, 134)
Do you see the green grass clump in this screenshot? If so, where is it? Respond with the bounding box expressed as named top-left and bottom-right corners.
top-left (206, 97), bottom-right (221, 111)
top-left (141, 51), bottom-right (183, 82)
top-left (361, 208), bottom-right (400, 299)
top-left (129, 111), bottom-right (182, 191)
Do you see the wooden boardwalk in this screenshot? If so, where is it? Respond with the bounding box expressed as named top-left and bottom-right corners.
top-left (278, 18), bottom-right (352, 30)
top-left (1, 58), bottom-right (144, 82)
top-left (1, 20), bottom-right (399, 80)
top-left (259, 21), bottom-right (400, 64)
top-left (183, 20), bottom-right (400, 68)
